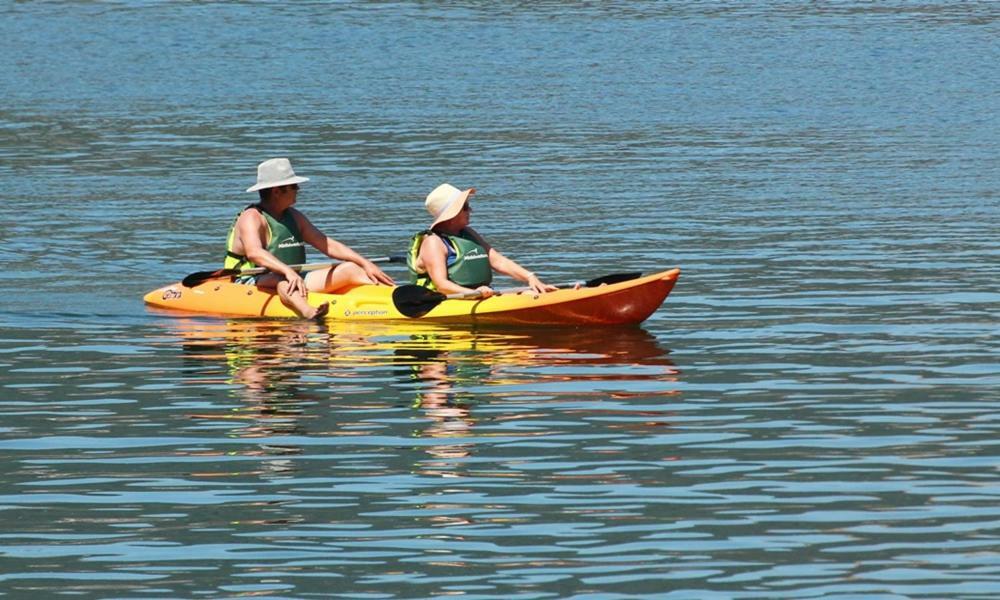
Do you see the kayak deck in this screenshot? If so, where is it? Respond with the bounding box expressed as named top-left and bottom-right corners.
top-left (144, 268), bottom-right (680, 326)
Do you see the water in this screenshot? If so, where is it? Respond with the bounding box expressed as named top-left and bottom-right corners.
top-left (1, 1), bottom-right (999, 597)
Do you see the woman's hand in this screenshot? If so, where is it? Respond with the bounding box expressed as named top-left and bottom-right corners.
top-left (283, 271), bottom-right (309, 298)
top-left (361, 259), bottom-right (395, 285)
top-left (474, 285), bottom-right (495, 299)
top-left (527, 274), bottom-right (558, 294)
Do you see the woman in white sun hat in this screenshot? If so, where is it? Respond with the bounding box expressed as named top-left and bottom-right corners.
top-left (406, 183), bottom-right (556, 298)
top-left (225, 158), bottom-right (394, 319)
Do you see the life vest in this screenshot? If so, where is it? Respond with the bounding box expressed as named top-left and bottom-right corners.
top-left (224, 204), bottom-right (306, 271)
top-left (407, 229), bottom-right (492, 290)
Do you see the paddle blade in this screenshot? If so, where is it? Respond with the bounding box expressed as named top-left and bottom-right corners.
top-left (391, 285), bottom-right (447, 318)
top-left (182, 268), bottom-right (238, 288)
top-left (584, 272), bottom-right (642, 287)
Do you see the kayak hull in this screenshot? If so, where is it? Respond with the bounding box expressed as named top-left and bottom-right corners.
top-left (144, 268), bottom-right (680, 326)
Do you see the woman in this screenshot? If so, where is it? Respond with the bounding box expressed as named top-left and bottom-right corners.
top-left (226, 158), bottom-right (394, 319)
top-left (406, 183), bottom-right (557, 298)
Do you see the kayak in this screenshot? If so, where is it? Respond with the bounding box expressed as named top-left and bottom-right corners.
top-left (143, 268), bottom-right (680, 325)
top-left (145, 269), bottom-right (680, 325)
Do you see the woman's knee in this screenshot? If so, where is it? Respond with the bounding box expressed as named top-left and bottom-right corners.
top-left (274, 279), bottom-right (293, 297)
top-left (305, 263), bottom-right (368, 292)
top-left (336, 262), bottom-right (370, 283)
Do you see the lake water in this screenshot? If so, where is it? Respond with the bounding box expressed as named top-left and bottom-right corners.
top-left (1, 2), bottom-right (998, 598)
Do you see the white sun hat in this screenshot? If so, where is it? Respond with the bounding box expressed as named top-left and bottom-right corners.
top-left (425, 183), bottom-right (476, 228)
top-left (246, 158), bottom-right (310, 193)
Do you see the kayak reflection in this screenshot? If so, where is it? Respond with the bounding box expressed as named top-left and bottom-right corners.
top-left (176, 318), bottom-right (330, 436)
top-left (380, 324), bottom-right (679, 473)
top-left (170, 318), bottom-right (338, 481)
top-left (164, 318), bottom-right (679, 476)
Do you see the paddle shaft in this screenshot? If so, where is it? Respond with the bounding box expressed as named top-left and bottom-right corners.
top-left (237, 254), bottom-right (404, 276)
top-left (182, 254), bottom-right (406, 287)
top-left (478, 271), bottom-right (645, 295)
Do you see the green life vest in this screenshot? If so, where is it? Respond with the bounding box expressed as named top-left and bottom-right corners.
top-left (407, 229), bottom-right (492, 290)
top-left (224, 205), bottom-right (306, 271)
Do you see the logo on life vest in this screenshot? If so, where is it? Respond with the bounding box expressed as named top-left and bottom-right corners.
top-left (277, 238), bottom-right (305, 249)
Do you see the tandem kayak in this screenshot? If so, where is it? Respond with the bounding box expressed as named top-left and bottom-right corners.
top-left (143, 268), bottom-right (680, 326)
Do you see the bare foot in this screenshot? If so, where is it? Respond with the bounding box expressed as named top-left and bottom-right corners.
top-left (309, 301), bottom-right (330, 321)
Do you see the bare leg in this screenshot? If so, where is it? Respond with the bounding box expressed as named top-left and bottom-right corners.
top-left (256, 272), bottom-right (325, 319)
top-left (276, 279), bottom-right (326, 319)
top-left (305, 262), bottom-right (374, 293)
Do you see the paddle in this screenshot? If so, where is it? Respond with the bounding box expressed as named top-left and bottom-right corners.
top-left (391, 271), bottom-right (643, 318)
top-left (391, 287), bottom-right (484, 319)
top-left (181, 254), bottom-right (407, 288)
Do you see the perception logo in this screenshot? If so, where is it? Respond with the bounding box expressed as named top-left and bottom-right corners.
top-left (343, 308), bottom-right (389, 318)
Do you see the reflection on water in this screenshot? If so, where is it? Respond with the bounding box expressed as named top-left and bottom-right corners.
top-left (169, 318), bottom-right (679, 474)
top-left (0, 315), bottom-right (687, 597)
top-left (402, 343), bottom-right (479, 464)
top-left (2, 309), bottom-right (998, 597)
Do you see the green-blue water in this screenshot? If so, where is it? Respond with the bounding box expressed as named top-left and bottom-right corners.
top-left (1, 2), bottom-right (998, 597)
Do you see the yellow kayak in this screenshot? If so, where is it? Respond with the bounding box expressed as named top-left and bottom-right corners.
top-left (143, 268), bottom-right (680, 325)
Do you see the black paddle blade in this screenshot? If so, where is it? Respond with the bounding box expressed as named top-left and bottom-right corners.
top-left (584, 272), bottom-right (643, 287)
top-left (391, 285), bottom-right (447, 318)
top-left (181, 268), bottom-right (238, 288)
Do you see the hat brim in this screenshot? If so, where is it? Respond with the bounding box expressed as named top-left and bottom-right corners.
top-left (430, 188), bottom-right (476, 228)
top-left (246, 175), bottom-right (310, 193)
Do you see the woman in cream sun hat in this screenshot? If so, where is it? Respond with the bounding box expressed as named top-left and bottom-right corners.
top-left (406, 183), bottom-right (557, 298)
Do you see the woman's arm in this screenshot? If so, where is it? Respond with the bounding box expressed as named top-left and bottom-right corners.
top-left (468, 228), bottom-right (557, 294)
top-left (294, 210), bottom-right (394, 285)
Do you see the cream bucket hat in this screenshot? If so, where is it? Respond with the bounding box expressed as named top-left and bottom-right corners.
top-left (426, 183), bottom-right (476, 228)
top-left (246, 158), bottom-right (310, 193)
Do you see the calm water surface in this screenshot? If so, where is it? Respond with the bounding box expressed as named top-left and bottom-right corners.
top-left (1, 2), bottom-right (998, 598)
